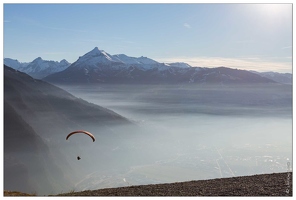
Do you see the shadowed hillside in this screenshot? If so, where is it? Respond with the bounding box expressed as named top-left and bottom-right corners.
top-left (4, 65), bottom-right (133, 195)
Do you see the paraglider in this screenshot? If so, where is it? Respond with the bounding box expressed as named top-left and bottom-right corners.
top-left (66, 130), bottom-right (95, 142)
top-left (66, 130), bottom-right (95, 160)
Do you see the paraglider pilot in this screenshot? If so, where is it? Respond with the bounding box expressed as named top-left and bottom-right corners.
top-left (66, 130), bottom-right (95, 161)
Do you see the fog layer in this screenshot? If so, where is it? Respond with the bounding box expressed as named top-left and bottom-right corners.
top-left (59, 83), bottom-right (292, 191)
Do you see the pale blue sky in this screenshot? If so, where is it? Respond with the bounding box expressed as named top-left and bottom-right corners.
top-left (3, 3), bottom-right (293, 72)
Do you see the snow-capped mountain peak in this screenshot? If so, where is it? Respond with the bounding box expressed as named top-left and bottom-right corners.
top-left (86, 47), bottom-right (103, 56)
top-left (60, 59), bottom-right (70, 65)
top-left (74, 47), bottom-right (121, 67)
top-left (4, 57), bottom-right (71, 79)
top-left (4, 58), bottom-right (30, 70)
top-left (32, 57), bottom-right (43, 63)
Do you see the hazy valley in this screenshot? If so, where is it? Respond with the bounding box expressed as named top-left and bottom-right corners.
top-left (59, 83), bottom-right (292, 191)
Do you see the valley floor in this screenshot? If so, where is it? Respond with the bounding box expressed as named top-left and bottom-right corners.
top-left (55, 172), bottom-right (292, 196)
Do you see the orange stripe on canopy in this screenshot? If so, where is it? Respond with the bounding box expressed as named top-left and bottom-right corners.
top-left (66, 130), bottom-right (95, 142)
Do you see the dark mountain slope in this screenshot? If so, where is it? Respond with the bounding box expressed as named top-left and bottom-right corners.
top-left (44, 64), bottom-right (276, 85)
top-left (4, 65), bottom-right (133, 195)
top-left (4, 101), bottom-right (38, 193)
top-left (4, 66), bottom-right (130, 139)
top-left (196, 67), bottom-right (275, 84)
top-left (4, 100), bottom-right (71, 195)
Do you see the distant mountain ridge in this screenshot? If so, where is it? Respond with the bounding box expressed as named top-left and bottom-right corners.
top-left (5, 47), bottom-right (291, 84)
top-left (251, 71), bottom-right (292, 85)
top-left (3, 58), bottom-right (30, 70)
top-left (43, 47), bottom-right (277, 85)
top-left (4, 57), bottom-right (71, 79)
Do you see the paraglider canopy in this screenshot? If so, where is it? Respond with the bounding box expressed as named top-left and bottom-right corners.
top-left (66, 130), bottom-right (95, 142)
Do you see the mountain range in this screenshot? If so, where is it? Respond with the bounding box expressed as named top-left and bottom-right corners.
top-left (251, 71), bottom-right (292, 85)
top-left (4, 57), bottom-right (70, 79)
top-left (4, 47), bottom-right (292, 85)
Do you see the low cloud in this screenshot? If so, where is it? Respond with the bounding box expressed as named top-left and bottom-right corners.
top-left (156, 56), bottom-right (292, 73)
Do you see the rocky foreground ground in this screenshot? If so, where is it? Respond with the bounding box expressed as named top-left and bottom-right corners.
top-left (4, 172), bottom-right (292, 196)
top-left (59, 172), bottom-right (292, 196)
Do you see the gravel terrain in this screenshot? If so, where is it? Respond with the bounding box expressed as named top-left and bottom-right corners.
top-left (56, 172), bottom-right (292, 196)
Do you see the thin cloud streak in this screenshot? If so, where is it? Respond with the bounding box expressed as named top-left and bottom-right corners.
top-left (183, 23), bottom-right (191, 29)
top-left (43, 52), bottom-right (69, 55)
top-left (40, 25), bottom-right (90, 33)
top-left (235, 40), bottom-right (254, 44)
top-left (82, 39), bottom-right (105, 43)
top-left (281, 46), bottom-right (292, 49)
top-left (157, 56), bottom-right (292, 73)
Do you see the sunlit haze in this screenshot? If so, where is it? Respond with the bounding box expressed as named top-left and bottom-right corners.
top-left (3, 3), bottom-right (292, 73)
